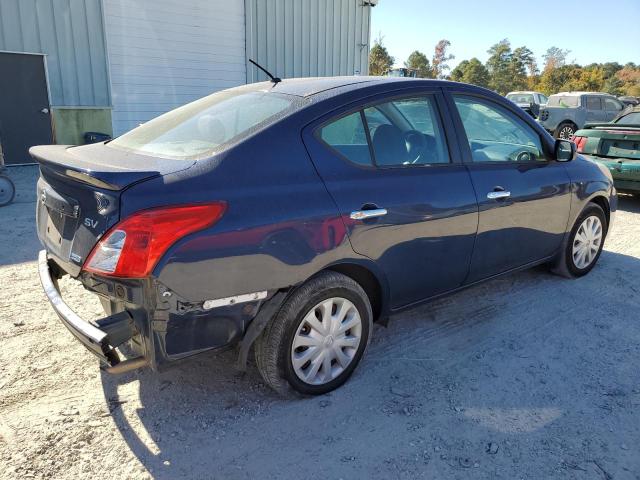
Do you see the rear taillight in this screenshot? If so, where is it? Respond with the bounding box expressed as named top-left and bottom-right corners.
top-left (84, 203), bottom-right (226, 278)
top-left (572, 136), bottom-right (587, 152)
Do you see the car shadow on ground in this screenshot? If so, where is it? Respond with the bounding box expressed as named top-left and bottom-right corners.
top-left (100, 249), bottom-right (640, 479)
top-left (617, 194), bottom-right (640, 213)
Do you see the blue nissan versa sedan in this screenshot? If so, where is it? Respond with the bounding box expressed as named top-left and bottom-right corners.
top-left (33, 77), bottom-right (616, 395)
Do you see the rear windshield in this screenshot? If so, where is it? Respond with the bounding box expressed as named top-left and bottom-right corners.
top-left (108, 88), bottom-right (302, 159)
top-left (616, 112), bottom-right (640, 125)
top-left (506, 93), bottom-right (534, 103)
top-left (547, 95), bottom-right (580, 107)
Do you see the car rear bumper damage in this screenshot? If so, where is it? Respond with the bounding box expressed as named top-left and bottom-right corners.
top-left (38, 250), bottom-right (143, 372)
top-left (38, 249), bottom-right (288, 374)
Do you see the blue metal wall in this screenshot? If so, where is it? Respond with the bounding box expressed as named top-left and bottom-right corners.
top-left (0, 0), bottom-right (110, 107)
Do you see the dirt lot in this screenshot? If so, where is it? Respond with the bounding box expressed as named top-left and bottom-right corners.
top-left (1, 165), bottom-right (639, 479)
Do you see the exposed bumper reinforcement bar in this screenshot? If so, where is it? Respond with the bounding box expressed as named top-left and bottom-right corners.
top-left (38, 250), bottom-right (136, 368)
top-left (103, 357), bottom-right (149, 374)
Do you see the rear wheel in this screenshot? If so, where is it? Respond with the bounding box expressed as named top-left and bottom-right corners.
top-left (554, 122), bottom-right (577, 140)
top-left (255, 271), bottom-right (372, 396)
top-left (551, 203), bottom-right (607, 278)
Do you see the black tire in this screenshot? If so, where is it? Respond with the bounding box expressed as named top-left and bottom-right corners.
top-left (554, 121), bottom-right (577, 140)
top-left (0, 175), bottom-right (15, 207)
top-left (551, 203), bottom-right (607, 278)
top-left (255, 271), bottom-right (373, 396)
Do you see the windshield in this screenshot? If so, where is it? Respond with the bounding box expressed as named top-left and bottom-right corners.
top-left (108, 88), bottom-right (302, 159)
top-left (616, 112), bottom-right (640, 125)
top-left (547, 95), bottom-right (580, 107)
top-left (506, 93), bottom-right (534, 104)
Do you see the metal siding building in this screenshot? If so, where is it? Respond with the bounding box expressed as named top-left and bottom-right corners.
top-left (245, 0), bottom-right (371, 83)
top-left (0, 0), bottom-right (373, 163)
top-left (103, 0), bottom-right (247, 135)
top-left (0, 0), bottom-right (110, 107)
top-left (0, 0), bottom-right (112, 148)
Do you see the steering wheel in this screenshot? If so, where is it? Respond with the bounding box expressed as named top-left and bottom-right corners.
top-left (403, 130), bottom-right (428, 164)
top-left (515, 150), bottom-right (534, 162)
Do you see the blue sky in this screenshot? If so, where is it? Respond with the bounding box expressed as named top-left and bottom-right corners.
top-left (370, 0), bottom-right (640, 70)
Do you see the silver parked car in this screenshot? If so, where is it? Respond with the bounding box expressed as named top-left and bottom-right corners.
top-left (537, 92), bottom-right (625, 139)
top-left (505, 91), bottom-right (548, 118)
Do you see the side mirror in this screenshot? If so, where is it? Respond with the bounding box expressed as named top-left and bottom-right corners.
top-left (555, 139), bottom-right (576, 162)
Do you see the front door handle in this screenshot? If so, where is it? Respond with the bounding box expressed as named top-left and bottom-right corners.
top-left (487, 190), bottom-right (511, 200)
top-left (350, 208), bottom-right (388, 220)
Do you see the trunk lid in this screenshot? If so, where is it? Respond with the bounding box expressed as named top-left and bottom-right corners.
top-left (575, 126), bottom-right (640, 160)
top-left (32, 142), bottom-right (195, 276)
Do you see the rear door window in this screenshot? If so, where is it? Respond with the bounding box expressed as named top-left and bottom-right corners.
top-left (361, 97), bottom-right (450, 166)
top-left (319, 112), bottom-right (373, 166)
top-left (586, 97), bottom-right (603, 110)
top-left (378, 97), bottom-right (450, 165)
top-left (394, 97), bottom-right (438, 135)
top-left (362, 106), bottom-right (393, 136)
top-left (319, 95), bottom-right (450, 168)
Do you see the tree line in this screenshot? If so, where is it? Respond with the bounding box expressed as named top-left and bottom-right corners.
top-left (369, 37), bottom-right (640, 97)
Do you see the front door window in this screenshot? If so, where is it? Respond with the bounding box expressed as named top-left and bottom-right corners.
top-left (453, 96), bottom-right (544, 163)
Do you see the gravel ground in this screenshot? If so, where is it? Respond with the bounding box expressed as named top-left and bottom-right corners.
top-left (1, 165), bottom-right (639, 479)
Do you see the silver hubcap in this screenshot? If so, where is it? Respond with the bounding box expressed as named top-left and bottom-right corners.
top-left (291, 297), bottom-right (362, 385)
top-left (559, 126), bottom-right (574, 139)
top-left (572, 215), bottom-right (603, 269)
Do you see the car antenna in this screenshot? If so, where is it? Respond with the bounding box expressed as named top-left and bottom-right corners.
top-left (249, 59), bottom-right (281, 84)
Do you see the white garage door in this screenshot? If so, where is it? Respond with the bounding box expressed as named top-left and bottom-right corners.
top-left (103, 0), bottom-right (247, 136)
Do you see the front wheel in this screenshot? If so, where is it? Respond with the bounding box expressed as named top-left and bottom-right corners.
top-left (255, 271), bottom-right (372, 396)
top-left (551, 203), bottom-right (607, 278)
top-left (554, 122), bottom-right (577, 140)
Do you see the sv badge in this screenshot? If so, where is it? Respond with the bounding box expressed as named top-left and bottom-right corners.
top-left (84, 217), bottom-right (99, 229)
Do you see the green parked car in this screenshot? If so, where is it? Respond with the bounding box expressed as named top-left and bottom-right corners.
top-left (573, 106), bottom-right (640, 195)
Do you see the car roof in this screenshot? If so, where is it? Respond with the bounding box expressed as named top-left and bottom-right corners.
top-left (506, 91), bottom-right (539, 95)
top-left (246, 76), bottom-right (445, 98)
top-left (551, 91), bottom-right (614, 97)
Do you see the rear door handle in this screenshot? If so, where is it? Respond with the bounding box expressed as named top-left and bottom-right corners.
top-left (350, 208), bottom-right (388, 220)
top-left (487, 190), bottom-right (511, 200)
